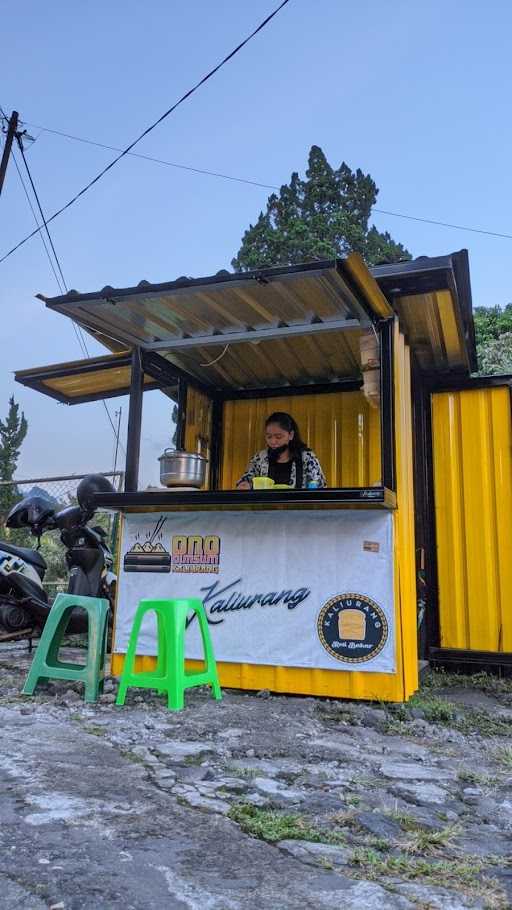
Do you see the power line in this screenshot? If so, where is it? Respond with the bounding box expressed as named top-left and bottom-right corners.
top-left (13, 116), bottom-right (512, 245)
top-left (371, 208), bottom-right (512, 242)
top-left (16, 136), bottom-right (68, 291)
top-left (11, 148), bottom-right (65, 294)
top-left (14, 131), bottom-right (91, 361)
top-left (13, 146), bottom-right (89, 357)
top-left (14, 143), bottom-right (92, 361)
top-left (2, 106), bottom-right (83, 351)
top-left (23, 122), bottom-right (279, 191)
top-left (5, 113), bottom-right (125, 456)
top-left (0, 0), bottom-right (291, 266)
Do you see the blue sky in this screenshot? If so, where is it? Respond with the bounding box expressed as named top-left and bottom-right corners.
top-left (2, 0), bottom-right (512, 486)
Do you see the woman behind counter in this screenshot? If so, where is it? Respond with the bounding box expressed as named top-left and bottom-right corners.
top-left (236, 412), bottom-right (326, 490)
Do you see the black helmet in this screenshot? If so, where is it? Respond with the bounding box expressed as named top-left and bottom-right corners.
top-left (77, 474), bottom-right (115, 510)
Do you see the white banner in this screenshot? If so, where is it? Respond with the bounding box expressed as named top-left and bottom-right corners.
top-left (114, 510), bottom-right (395, 673)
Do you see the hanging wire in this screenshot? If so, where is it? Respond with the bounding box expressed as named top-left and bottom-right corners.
top-left (15, 116), bottom-right (512, 244)
top-left (10, 121), bottom-right (125, 457)
top-left (113, 407), bottom-right (122, 474)
top-left (199, 343), bottom-right (230, 367)
top-left (11, 148), bottom-right (65, 294)
top-left (0, 0), bottom-right (292, 266)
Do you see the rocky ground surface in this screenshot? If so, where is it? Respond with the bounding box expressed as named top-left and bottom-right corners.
top-left (0, 646), bottom-right (511, 909)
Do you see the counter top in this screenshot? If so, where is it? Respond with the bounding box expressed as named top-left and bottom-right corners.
top-left (94, 486), bottom-right (397, 512)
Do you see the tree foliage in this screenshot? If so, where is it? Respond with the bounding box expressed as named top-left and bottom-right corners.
top-left (232, 146), bottom-right (411, 271)
top-left (474, 305), bottom-right (512, 375)
top-left (0, 397), bottom-right (28, 520)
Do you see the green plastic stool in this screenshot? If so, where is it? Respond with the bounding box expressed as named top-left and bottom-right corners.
top-left (22, 594), bottom-right (110, 703)
top-left (116, 598), bottom-right (222, 711)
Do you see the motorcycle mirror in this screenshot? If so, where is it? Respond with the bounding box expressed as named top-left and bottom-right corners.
top-left (6, 495), bottom-right (55, 530)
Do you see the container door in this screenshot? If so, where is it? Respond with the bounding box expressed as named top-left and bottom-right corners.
top-left (431, 384), bottom-right (512, 654)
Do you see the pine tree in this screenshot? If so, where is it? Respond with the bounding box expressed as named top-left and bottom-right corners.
top-left (0, 397), bottom-right (28, 521)
top-left (232, 146), bottom-right (411, 271)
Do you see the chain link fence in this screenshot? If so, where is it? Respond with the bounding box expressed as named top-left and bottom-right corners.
top-left (0, 472), bottom-right (123, 597)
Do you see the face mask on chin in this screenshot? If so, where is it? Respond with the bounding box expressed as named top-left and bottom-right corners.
top-left (268, 443), bottom-right (289, 461)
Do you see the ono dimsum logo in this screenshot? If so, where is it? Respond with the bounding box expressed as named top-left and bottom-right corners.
top-left (317, 593), bottom-right (388, 664)
top-left (172, 535), bottom-right (221, 574)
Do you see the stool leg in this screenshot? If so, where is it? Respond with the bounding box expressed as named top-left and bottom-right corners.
top-left (165, 609), bottom-right (185, 711)
top-left (22, 660), bottom-right (43, 697)
top-left (116, 608), bottom-right (146, 706)
top-left (84, 604), bottom-right (109, 703)
top-left (195, 606), bottom-right (222, 700)
top-left (155, 609), bottom-right (167, 691)
top-left (45, 612), bottom-right (75, 667)
top-left (22, 600), bottom-right (71, 695)
top-left (98, 610), bottom-right (109, 695)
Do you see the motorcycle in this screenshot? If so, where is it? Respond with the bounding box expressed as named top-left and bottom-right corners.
top-left (0, 474), bottom-right (117, 638)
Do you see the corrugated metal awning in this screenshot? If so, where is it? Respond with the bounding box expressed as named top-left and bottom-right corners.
top-left (14, 352), bottom-right (171, 405)
top-left (373, 250), bottom-right (476, 373)
top-left (25, 251), bottom-right (475, 395)
top-left (33, 257), bottom-right (392, 391)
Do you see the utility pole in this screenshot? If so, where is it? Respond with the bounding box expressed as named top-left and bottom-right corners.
top-left (0, 110), bottom-right (19, 197)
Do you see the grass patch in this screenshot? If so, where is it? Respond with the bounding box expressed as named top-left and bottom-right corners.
top-left (315, 703), bottom-right (359, 726)
top-left (423, 669), bottom-right (512, 699)
top-left (493, 745), bottom-right (512, 769)
top-left (454, 708), bottom-right (512, 738)
top-left (385, 690), bottom-right (512, 738)
top-left (385, 809), bottom-right (427, 831)
top-left (183, 752), bottom-right (209, 766)
top-left (363, 835), bottom-right (390, 851)
top-left (382, 693), bottom-right (457, 733)
top-left (408, 693), bottom-right (457, 724)
top-left (399, 824), bottom-right (461, 855)
top-left (83, 724), bottom-right (107, 737)
top-left (228, 802), bottom-right (346, 845)
top-left (385, 810), bottom-right (461, 853)
top-left (120, 749), bottom-right (146, 765)
top-left (329, 808), bottom-right (360, 828)
top-left (458, 768), bottom-right (485, 784)
top-left (350, 848), bottom-right (507, 908)
top-left (224, 765), bottom-right (259, 780)
top-left (350, 847), bottom-right (481, 884)
top-left (383, 718), bottom-right (413, 736)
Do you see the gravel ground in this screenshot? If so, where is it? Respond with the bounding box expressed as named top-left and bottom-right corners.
top-left (0, 644), bottom-right (511, 909)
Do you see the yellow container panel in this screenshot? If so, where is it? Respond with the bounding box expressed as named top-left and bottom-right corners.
top-left (221, 391), bottom-right (381, 490)
top-left (110, 654), bottom-right (408, 702)
top-left (432, 386), bottom-right (512, 651)
top-left (184, 387), bottom-right (212, 488)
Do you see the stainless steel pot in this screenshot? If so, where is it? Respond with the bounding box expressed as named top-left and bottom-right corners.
top-left (158, 449), bottom-right (207, 488)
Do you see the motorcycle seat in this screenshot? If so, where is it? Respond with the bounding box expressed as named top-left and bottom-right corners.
top-left (0, 541), bottom-right (46, 571)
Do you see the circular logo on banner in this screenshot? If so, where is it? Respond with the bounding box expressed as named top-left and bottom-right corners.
top-left (317, 593), bottom-right (388, 664)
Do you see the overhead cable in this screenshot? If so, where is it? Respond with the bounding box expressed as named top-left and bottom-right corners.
top-left (0, 0), bottom-right (291, 265)
top-left (13, 116), bottom-right (512, 244)
top-left (9, 118), bottom-right (125, 453)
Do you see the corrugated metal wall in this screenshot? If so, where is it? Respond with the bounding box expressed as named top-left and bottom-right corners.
top-left (221, 392), bottom-right (381, 489)
top-left (184, 387), bottom-right (213, 489)
top-left (432, 386), bottom-right (512, 651)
